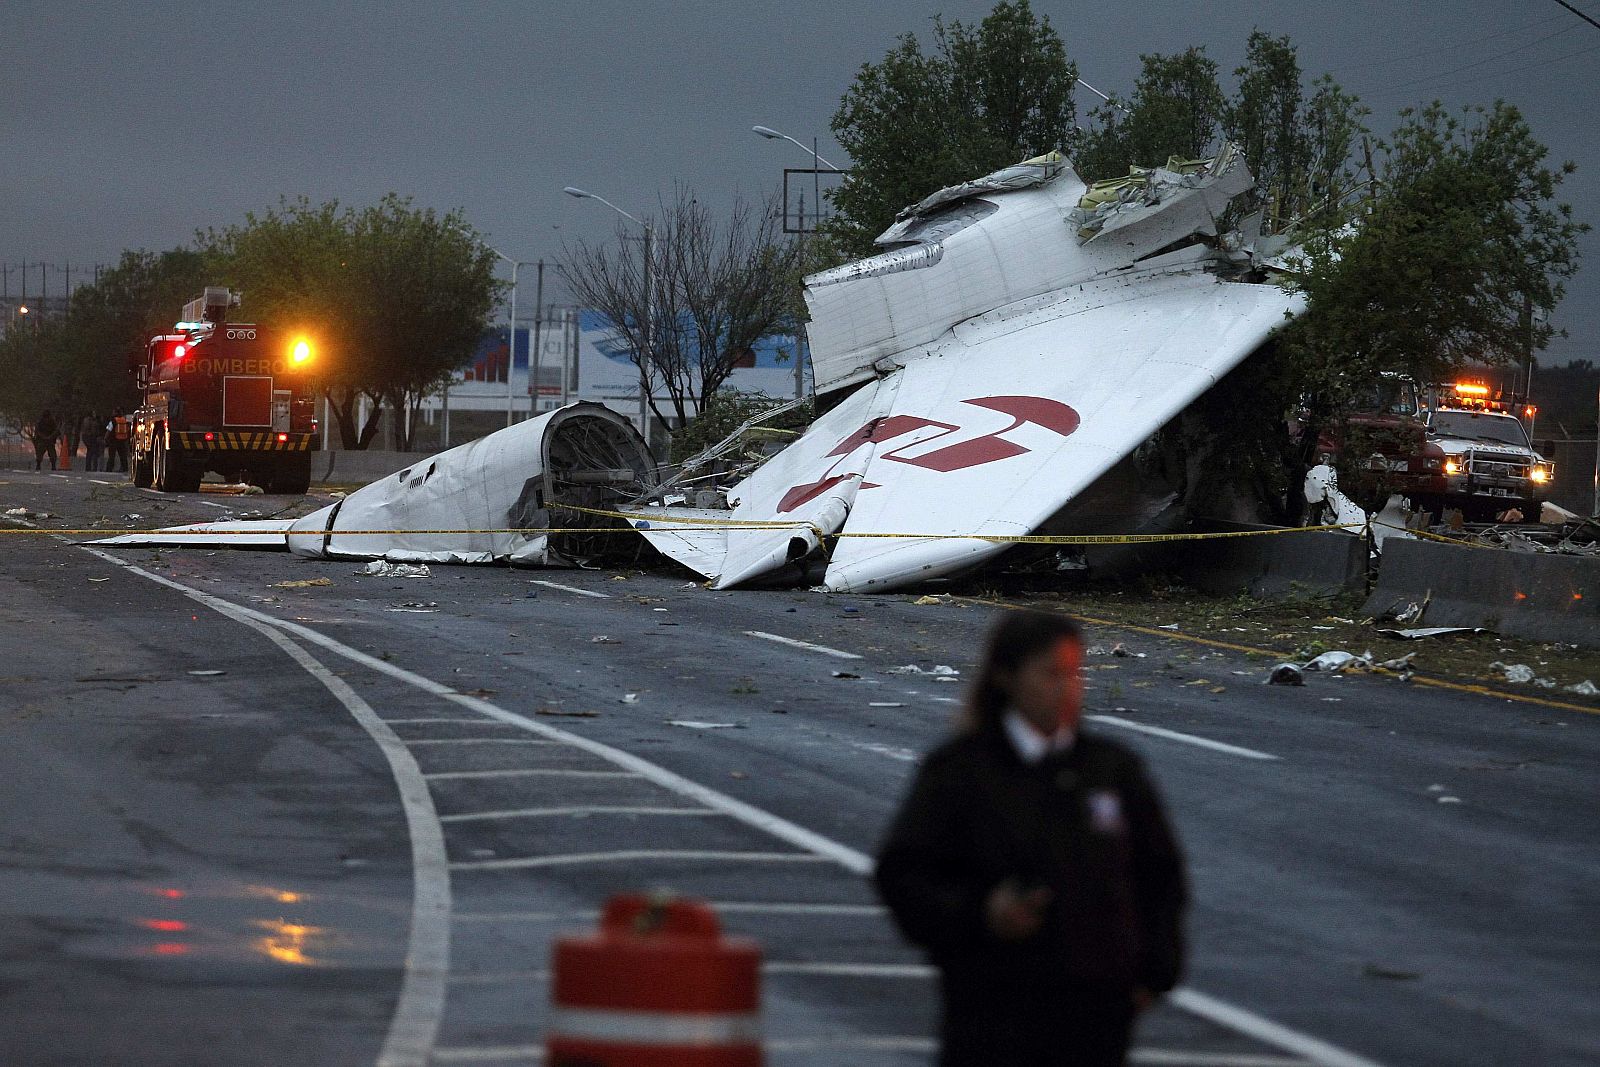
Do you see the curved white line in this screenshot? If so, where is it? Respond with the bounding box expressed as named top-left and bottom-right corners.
top-left (78, 547), bottom-right (450, 1067)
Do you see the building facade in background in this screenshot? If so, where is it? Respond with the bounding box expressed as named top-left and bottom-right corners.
top-left (416, 307), bottom-right (805, 451)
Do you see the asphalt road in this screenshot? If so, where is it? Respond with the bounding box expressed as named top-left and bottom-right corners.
top-left (2, 467), bottom-right (1597, 1067)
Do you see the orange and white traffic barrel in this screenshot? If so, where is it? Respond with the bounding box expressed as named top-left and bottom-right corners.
top-left (548, 892), bottom-right (762, 1066)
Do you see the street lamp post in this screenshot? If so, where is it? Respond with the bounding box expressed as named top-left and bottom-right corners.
top-left (490, 249), bottom-right (532, 428)
top-left (564, 186), bottom-right (654, 447)
top-left (752, 125), bottom-right (842, 400)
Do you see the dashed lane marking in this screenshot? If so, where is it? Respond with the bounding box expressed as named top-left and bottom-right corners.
top-left (401, 738), bottom-right (558, 746)
top-left (450, 849), bottom-right (830, 873)
top-left (526, 579), bottom-right (611, 599)
top-left (1087, 715), bottom-right (1280, 762)
top-left (745, 630), bottom-right (863, 660)
top-left (430, 1044), bottom-right (1308, 1065)
top-left (382, 718), bottom-right (521, 726)
top-left (421, 768), bottom-right (636, 781)
top-left (439, 805), bottom-right (716, 823)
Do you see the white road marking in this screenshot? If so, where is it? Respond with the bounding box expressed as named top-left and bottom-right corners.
top-left (764, 962), bottom-right (934, 978)
top-left (428, 1042), bottom-right (1304, 1065)
top-left (89, 478), bottom-right (117, 485)
top-left (198, 500), bottom-right (230, 510)
top-left (450, 849), bottom-right (829, 873)
top-left (526, 579), bottom-right (610, 599)
top-left (382, 718), bottom-right (518, 726)
top-left (714, 901), bottom-right (887, 917)
top-left (78, 549), bottom-right (1381, 1067)
top-left (421, 768), bottom-right (636, 781)
top-left (432, 1048), bottom-right (544, 1064)
top-left (1088, 715), bottom-right (1280, 761)
top-left (1132, 1054), bottom-right (1309, 1067)
top-left (401, 738), bottom-right (557, 746)
top-left (451, 901), bottom-right (885, 923)
top-left (76, 546), bottom-right (451, 1067)
top-left (439, 805), bottom-right (716, 823)
top-left (1171, 989), bottom-right (1385, 1067)
top-left (745, 630), bottom-right (863, 660)
top-left (852, 741), bottom-right (918, 762)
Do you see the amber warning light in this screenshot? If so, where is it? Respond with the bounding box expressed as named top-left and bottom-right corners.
top-left (290, 338), bottom-right (314, 365)
top-left (1453, 382), bottom-right (1490, 397)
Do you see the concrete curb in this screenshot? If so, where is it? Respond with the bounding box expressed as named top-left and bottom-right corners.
top-left (1363, 538), bottom-right (1600, 648)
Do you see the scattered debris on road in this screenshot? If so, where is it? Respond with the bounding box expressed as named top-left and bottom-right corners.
top-left (1268, 664), bottom-right (1306, 686)
top-left (362, 560), bottom-right (431, 578)
top-left (272, 577), bottom-right (332, 588)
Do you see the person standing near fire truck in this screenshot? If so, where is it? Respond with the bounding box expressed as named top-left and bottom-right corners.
top-left (105, 411), bottom-right (131, 473)
top-left (29, 410), bottom-right (59, 471)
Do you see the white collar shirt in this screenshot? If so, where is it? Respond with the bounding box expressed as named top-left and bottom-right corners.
top-left (1003, 711), bottom-right (1076, 764)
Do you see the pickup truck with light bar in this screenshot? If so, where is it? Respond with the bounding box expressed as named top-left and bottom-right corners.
top-left (131, 287), bottom-right (321, 493)
top-left (1412, 382), bottom-right (1553, 523)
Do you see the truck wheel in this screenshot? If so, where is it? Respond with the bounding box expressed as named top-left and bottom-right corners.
top-left (270, 455), bottom-right (313, 495)
top-left (153, 436), bottom-right (202, 493)
top-left (132, 448), bottom-right (153, 488)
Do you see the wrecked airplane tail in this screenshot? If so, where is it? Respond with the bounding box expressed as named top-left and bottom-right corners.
top-left (97, 402), bottom-right (657, 565)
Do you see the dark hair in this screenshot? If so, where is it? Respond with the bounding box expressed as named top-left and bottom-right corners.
top-left (963, 610), bottom-right (1082, 731)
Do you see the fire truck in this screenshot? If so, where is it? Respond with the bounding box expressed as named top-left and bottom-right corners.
top-left (131, 287), bottom-right (320, 493)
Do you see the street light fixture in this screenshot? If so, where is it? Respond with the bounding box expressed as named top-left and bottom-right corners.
top-left (565, 185), bottom-right (655, 445)
top-left (490, 248), bottom-right (532, 428)
top-left (752, 124), bottom-right (841, 399)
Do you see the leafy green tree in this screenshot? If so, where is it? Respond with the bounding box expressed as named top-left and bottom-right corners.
top-left (0, 248), bottom-right (209, 438)
top-left (827, 0), bottom-right (1076, 256)
top-left (1074, 48), bottom-right (1224, 184)
top-left (1224, 33), bottom-right (1370, 232)
top-left (1278, 101), bottom-right (1587, 502)
top-left (205, 195), bottom-right (501, 449)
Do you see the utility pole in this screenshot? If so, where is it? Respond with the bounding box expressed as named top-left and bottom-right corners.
top-left (531, 259), bottom-right (545, 416)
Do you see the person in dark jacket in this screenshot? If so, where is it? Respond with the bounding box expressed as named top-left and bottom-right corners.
top-left (80, 413), bottom-right (105, 472)
top-left (875, 610), bottom-right (1188, 1067)
top-left (30, 410), bottom-right (59, 471)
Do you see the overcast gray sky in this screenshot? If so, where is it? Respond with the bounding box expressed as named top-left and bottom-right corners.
top-left (3, 0), bottom-right (1596, 365)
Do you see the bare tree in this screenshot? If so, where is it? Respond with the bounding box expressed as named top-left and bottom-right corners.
top-left (560, 188), bottom-right (802, 429)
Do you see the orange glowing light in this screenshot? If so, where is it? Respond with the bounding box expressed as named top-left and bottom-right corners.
top-left (157, 888), bottom-right (186, 900)
top-left (151, 942), bottom-right (190, 956)
top-left (253, 919), bottom-right (323, 966)
top-left (1514, 591), bottom-right (1529, 601)
top-left (1454, 382), bottom-right (1490, 396)
top-left (141, 919), bottom-right (189, 932)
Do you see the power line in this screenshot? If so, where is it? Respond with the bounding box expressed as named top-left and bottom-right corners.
top-left (1554, 0), bottom-right (1600, 31)
top-left (1361, 38), bottom-right (1600, 104)
top-left (1353, 24), bottom-right (1575, 98)
top-left (1331, 14), bottom-right (1566, 75)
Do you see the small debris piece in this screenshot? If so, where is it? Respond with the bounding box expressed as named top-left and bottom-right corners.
top-left (1209, 686), bottom-right (1226, 694)
top-left (1437, 796), bottom-right (1463, 805)
top-left (868, 701), bottom-right (906, 708)
top-left (535, 707), bottom-right (599, 718)
top-left (831, 670), bottom-right (862, 679)
top-left (1374, 653), bottom-right (1416, 671)
top-left (620, 693), bottom-right (640, 705)
top-left (608, 575), bottom-right (629, 582)
top-left (668, 720), bottom-right (739, 729)
top-left (912, 595), bottom-right (947, 605)
top-left (88, 577), bottom-right (111, 583)
top-left (1158, 624), bottom-right (1180, 631)
top-left (1268, 664), bottom-right (1305, 686)
top-left (729, 771), bottom-right (749, 779)
top-left (362, 560), bottom-right (431, 578)
top-left (272, 578), bottom-right (333, 588)
top-left (1488, 661), bottom-right (1540, 685)
top-left (186, 669), bottom-right (226, 677)
top-left (887, 664), bottom-right (961, 678)
top-left (1377, 626), bottom-right (1487, 639)
top-left (1564, 680), bottom-right (1599, 696)
top-left (590, 635), bottom-right (621, 645)
top-left (1303, 650), bottom-right (1371, 673)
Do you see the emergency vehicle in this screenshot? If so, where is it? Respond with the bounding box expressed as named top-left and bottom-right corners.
top-left (131, 287), bottom-right (320, 493)
top-left (1410, 381), bottom-right (1553, 522)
